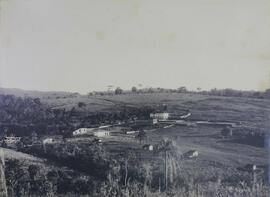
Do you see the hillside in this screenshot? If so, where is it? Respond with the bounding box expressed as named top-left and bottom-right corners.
top-left (42, 93), bottom-right (270, 134)
top-left (0, 87), bottom-right (79, 99)
top-left (0, 147), bottom-right (44, 164)
top-left (1, 90), bottom-right (270, 196)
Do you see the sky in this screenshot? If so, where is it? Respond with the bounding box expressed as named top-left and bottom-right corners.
top-left (0, 0), bottom-right (270, 94)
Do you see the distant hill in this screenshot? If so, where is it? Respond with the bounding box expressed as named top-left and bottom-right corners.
top-left (0, 87), bottom-right (80, 99)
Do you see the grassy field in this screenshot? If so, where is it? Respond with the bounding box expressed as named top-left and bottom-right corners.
top-left (50, 92), bottom-right (270, 186)
top-left (2, 92), bottom-right (270, 195)
top-left (42, 92), bottom-right (270, 132)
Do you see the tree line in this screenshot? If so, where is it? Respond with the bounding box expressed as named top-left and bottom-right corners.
top-left (88, 86), bottom-right (270, 100)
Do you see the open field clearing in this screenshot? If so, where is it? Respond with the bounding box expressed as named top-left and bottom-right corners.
top-left (42, 93), bottom-right (270, 131)
top-left (39, 93), bottom-right (270, 178)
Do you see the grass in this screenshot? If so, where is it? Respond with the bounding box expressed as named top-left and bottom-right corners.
top-left (2, 92), bottom-right (270, 196)
top-left (41, 92), bottom-right (270, 183)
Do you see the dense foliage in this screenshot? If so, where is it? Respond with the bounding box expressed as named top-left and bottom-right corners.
top-left (0, 94), bottom-right (155, 137)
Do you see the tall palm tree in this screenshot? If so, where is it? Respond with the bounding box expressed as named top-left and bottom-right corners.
top-left (157, 139), bottom-right (180, 191)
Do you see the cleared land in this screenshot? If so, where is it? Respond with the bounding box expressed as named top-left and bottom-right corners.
top-left (45, 92), bottom-right (270, 185)
top-left (3, 92), bottom-right (270, 189)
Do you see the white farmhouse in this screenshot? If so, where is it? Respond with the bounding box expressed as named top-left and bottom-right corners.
top-left (150, 113), bottom-right (169, 120)
top-left (93, 130), bottom-right (110, 137)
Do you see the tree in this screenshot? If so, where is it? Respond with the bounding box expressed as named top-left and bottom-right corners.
top-left (33, 98), bottom-right (41, 105)
top-left (131, 87), bottom-right (137, 93)
top-left (107, 85), bottom-right (114, 92)
top-left (47, 170), bottom-right (59, 193)
top-left (1, 140), bottom-right (7, 148)
top-left (264, 89), bottom-right (270, 99)
top-left (177, 86), bottom-right (187, 93)
top-left (115, 87), bottom-right (123, 95)
top-left (136, 130), bottom-right (146, 144)
top-left (28, 165), bottom-right (40, 181)
top-left (73, 179), bottom-right (91, 195)
top-left (122, 151), bottom-right (135, 188)
top-left (78, 102), bottom-right (86, 108)
top-left (157, 139), bottom-right (175, 191)
top-left (147, 88), bottom-right (154, 93)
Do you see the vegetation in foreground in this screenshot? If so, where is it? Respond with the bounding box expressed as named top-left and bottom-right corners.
top-left (1, 140), bottom-right (269, 197)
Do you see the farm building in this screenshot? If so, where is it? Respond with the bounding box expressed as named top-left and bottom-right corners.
top-left (43, 138), bottom-right (53, 144)
top-left (73, 128), bottom-right (95, 136)
top-left (93, 130), bottom-right (110, 137)
top-left (42, 135), bottom-right (63, 144)
top-left (197, 121), bottom-right (236, 127)
top-left (180, 112), bottom-right (191, 119)
top-left (98, 125), bottom-right (111, 129)
top-left (143, 144), bottom-right (154, 151)
top-left (73, 128), bottom-right (111, 137)
top-left (150, 113), bottom-right (169, 120)
top-left (125, 130), bottom-right (138, 135)
top-left (183, 150), bottom-right (198, 158)
top-left (3, 136), bottom-right (21, 144)
top-left (1, 136), bottom-right (21, 148)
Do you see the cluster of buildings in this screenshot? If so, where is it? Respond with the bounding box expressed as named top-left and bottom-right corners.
top-left (1, 136), bottom-right (21, 149)
top-left (150, 111), bottom-right (191, 123)
top-left (72, 128), bottom-right (111, 137)
top-left (0, 111), bottom-right (190, 151)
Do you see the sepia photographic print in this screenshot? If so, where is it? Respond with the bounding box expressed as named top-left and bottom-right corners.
top-left (0, 0), bottom-right (270, 196)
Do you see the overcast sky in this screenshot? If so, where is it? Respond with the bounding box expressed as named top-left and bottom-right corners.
top-left (0, 0), bottom-right (270, 94)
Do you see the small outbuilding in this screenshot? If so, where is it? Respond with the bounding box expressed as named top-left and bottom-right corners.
top-left (125, 130), bottom-right (138, 135)
top-left (3, 136), bottom-right (21, 144)
top-left (42, 135), bottom-right (63, 144)
top-left (143, 144), bottom-right (154, 151)
top-left (183, 150), bottom-right (198, 158)
top-left (2, 136), bottom-right (21, 148)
